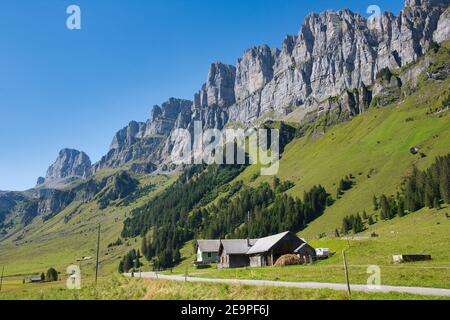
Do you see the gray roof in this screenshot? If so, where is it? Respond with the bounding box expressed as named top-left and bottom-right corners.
top-left (294, 242), bottom-right (312, 253)
top-left (221, 239), bottom-right (258, 255)
top-left (247, 231), bottom-right (298, 255)
top-left (197, 240), bottom-right (221, 253)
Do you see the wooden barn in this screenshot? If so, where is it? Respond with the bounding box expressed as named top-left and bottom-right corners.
top-left (247, 231), bottom-right (312, 267)
top-left (218, 239), bottom-right (257, 269)
top-left (294, 242), bottom-right (317, 264)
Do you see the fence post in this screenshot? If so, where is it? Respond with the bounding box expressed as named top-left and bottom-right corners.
top-left (343, 251), bottom-right (351, 296)
top-left (0, 266), bottom-right (4, 292)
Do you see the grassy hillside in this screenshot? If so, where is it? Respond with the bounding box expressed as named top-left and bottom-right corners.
top-left (234, 53), bottom-right (450, 239)
top-left (0, 173), bottom-right (176, 279)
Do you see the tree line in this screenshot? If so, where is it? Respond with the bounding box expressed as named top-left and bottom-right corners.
top-left (376, 154), bottom-right (449, 220)
top-left (118, 249), bottom-right (143, 273)
top-left (340, 154), bottom-right (450, 235)
top-left (134, 172), bottom-right (331, 269)
top-left (122, 165), bottom-right (245, 270)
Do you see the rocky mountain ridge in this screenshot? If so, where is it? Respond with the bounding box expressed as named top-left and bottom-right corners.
top-left (35, 0), bottom-right (450, 186)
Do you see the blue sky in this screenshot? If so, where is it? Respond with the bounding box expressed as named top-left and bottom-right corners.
top-left (0, 0), bottom-right (403, 191)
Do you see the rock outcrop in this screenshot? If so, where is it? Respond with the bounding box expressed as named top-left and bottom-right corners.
top-left (434, 7), bottom-right (450, 42)
top-left (93, 98), bottom-right (192, 171)
top-left (145, 98), bottom-right (193, 136)
top-left (44, 149), bottom-right (92, 184)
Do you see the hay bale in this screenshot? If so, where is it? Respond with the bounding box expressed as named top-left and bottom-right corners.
top-left (274, 254), bottom-right (302, 267)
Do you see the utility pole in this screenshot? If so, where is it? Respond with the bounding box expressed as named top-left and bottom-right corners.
top-left (343, 251), bottom-right (351, 296)
top-left (247, 211), bottom-right (251, 247)
top-left (95, 224), bottom-right (101, 285)
top-left (0, 266), bottom-right (4, 292)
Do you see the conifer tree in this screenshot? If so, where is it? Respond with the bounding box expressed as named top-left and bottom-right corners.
top-left (373, 196), bottom-right (379, 211)
top-left (335, 229), bottom-right (340, 238)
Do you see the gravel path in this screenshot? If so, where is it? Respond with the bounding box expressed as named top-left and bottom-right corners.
top-left (127, 272), bottom-right (450, 297)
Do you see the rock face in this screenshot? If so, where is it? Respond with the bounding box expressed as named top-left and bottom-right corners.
top-left (36, 177), bottom-right (45, 186)
top-left (163, 0), bottom-right (450, 161)
top-left (195, 63), bottom-right (237, 109)
top-left (93, 98), bottom-right (192, 172)
top-left (434, 7), bottom-right (450, 42)
top-left (146, 98), bottom-right (193, 137)
top-left (45, 149), bottom-right (92, 183)
top-left (110, 121), bottom-right (147, 151)
top-left (183, 0), bottom-right (449, 130)
top-left (43, 0), bottom-right (450, 175)
top-left (235, 45), bottom-right (280, 102)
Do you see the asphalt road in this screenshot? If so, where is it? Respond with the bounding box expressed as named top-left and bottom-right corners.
top-left (127, 272), bottom-right (450, 297)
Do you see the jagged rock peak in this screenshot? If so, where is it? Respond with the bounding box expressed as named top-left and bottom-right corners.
top-left (45, 149), bottom-right (92, 181)
top-left (194, 62), bottom-right (236, 109)
top-left (152, 98), bottom-right (192, 121)
top-left (146, 98), bottom-right (193, 136)
top-left (235, 45), bottom-right (280, 102)
top-left (110, 121), bottom-right (147, 150)
top-left (405, 0), bottom-right (450, 8)
top-left (36, 177), bottom-right (45, 186)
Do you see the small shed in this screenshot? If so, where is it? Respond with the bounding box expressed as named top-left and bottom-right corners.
top-left (393, 254), bottom-right (432, 263)
top-left (196, 240), bottom-right (221, 264)
top-left (247, 231), bottom-right (309, 267)
top-left (294, 243), bottom-right (317, 263)
top-left (218, 239), bottom-right (257, 269)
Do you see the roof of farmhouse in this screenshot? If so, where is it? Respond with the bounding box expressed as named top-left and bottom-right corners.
top-left (197, 240), bottom-right (221, 252)
top-left (247, 231), bottom-right (302, 255)
top-left (198, 231), bottom-right (306, 255)
top-left (221, 239), bottom-right (258, 254)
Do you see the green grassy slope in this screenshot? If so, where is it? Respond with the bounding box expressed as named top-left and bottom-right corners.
top-left (234, 62), bottom-right (450, 239)
top-left (0, 174), bottom-right (176, 279)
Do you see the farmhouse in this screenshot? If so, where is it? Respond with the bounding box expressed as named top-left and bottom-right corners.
top-left (196, 240), bottom-right (221, 264)
top-left (196, 231), bottom-right (317, 269)
top-left (248, 231), bottom-right (314, 267)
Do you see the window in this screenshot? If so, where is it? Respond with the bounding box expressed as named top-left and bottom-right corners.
top-left (207, 252), bottom-right (212, 258)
